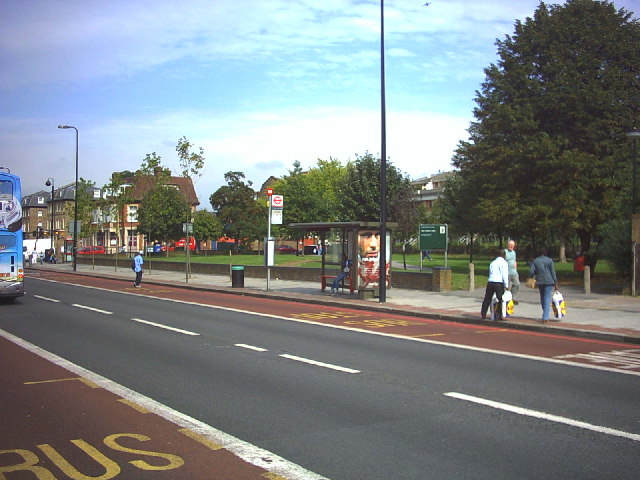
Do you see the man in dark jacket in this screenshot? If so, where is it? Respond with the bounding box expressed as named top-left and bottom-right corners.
top-left (529, 248), bottom-right (558, 322)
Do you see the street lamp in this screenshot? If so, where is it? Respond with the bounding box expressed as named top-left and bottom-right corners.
top-left (627, 130), bottom-right (640, 214)
top-left (628, 130), bottom-right (640, 297)
top-left (58, 125), bottom-right (78, 271)
top-left (379, 0), bottom-right (387, 303)
top-left (45, 177), bottom-right (55, 259)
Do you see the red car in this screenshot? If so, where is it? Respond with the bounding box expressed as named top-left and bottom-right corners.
top-left (77, 246), bottom-right (105, 255)
top-left (275, 245), bottom-right (297, 254)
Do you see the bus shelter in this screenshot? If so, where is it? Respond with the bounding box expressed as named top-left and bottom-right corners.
top-left (290, 221), bottom-right (396, 294)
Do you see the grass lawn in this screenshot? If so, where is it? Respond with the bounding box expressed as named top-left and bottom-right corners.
top-left (141, 250), bottom-right (626, 292)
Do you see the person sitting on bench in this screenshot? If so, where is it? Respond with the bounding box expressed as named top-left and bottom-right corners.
top-left (330, 254), bottom-right (352, 295)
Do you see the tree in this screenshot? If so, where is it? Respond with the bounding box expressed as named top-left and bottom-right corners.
top-left (271, 158), bottom-right (346, 238)
top-left (209, 172), bottom-right (266, 250)
top-left (193, 209), bottom-right (223, 248)
top-left (390, 182), bottom-right (428, 268)
top-left (67, 178), bottom-right (97, 240)
top-left (102, 172), bottom-right (134, 252)
top-left (176, 136), bottom-right (205, 179)
top-left (451, 0), bottom-right (640, 253)
top-left (137, 185), bottom-right (191, 249)
top-left (338, 152), bottom-right (412, 223)
top-left (137, 152), bottom-right (165, 177)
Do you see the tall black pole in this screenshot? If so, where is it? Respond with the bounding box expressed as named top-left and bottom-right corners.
top-left (46, 178), bottom-right (54, 257)
top-left (379, 0), bottom-right (387, 303)
top-left (628, 131), bottom-right (640, 214)
top-left (632, 136), bottom-right (638, 215)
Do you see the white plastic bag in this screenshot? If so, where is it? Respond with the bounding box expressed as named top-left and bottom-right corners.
top-left (551, 290), bottom-right (566, 319)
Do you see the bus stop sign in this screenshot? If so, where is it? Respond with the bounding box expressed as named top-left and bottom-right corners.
top-left (419, 224), bottom-right (448, 250)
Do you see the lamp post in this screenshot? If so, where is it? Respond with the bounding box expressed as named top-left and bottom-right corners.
top-left (45, 177), bottom-right (55, 259)
top-left (58, 125), bottom-right (79, 271)
top-left (627, 130), bottom-right (640, 297)
top-left (379, 0), bottom-right (387, 303)
top-left (627, 130), bottom-right (640, 214)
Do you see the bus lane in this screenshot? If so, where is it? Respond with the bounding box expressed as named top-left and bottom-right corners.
top-left (33, 269), bottom-right (640, 375)
top-left (0, 334), bottom-right (307, 480)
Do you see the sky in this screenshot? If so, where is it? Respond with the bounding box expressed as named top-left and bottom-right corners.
top-left (2, 0), bottom-right (638, 206)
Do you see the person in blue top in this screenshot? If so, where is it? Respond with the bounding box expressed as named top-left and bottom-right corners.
top-left (133, 250), bottom-right (144, 288)
top-left (330, 253), bottom-right (352, 295)
top-left (529, 247), bottom-right (558, 322)
top-left (481, 249), bottom-right (509, 321)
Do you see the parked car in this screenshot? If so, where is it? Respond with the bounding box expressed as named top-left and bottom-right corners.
top-left (175, 237), bottom-right (196, 251)
top-left (160, 237), bottom-right (196, 252)
top-left (275, 245), bottom-right (297, 254)
top-left (77, 246), bottom-right (105, 255)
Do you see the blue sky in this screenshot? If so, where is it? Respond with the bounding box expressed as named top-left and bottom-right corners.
top-left (2, 0), bottom-right (638, 206)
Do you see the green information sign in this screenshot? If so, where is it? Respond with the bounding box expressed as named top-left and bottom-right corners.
top-left (419, 224), bottom-right (448, 250)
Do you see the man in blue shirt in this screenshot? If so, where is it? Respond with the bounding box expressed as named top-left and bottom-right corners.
top-left (481, 250), bottom-right (509, 321)
top-left (133, 251), bottom-right (144, 288)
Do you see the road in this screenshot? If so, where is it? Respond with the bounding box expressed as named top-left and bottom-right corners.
top-left (1, 274), bottom-right (639, 479)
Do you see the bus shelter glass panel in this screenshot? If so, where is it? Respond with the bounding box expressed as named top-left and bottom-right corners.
top-left (356, 228), bottom-right (391, 289)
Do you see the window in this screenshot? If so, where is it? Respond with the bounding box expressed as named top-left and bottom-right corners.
top-left (37, 197), bottom-right (45, 204)
top-left (37, 210), bottom-right (43, 217)
top-left (127, 205), bottom-right (138, 222)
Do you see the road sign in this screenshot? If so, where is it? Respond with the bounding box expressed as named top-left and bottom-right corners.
top-left (419, 224), bottom-right (448, 250)
top-left (266, 187), bottom-right (273, 196)
top-left (271, 195), bottom-right (283, 208)
top-left (271, 209), bottom-right (283, 225)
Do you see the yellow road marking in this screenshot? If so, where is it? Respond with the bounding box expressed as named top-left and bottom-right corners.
top-left (118, 398), bottom-right (150, 413)
top-left (413, 333), bottom-right (446, 338)
top-left (475, 329), bottom-right (509, 334)
top-left (24, 377), bottom-right (101, 388)
top-left (262, 472), bottom-right (290, 480)
top-left (178, 429), bottom-right (224, 451)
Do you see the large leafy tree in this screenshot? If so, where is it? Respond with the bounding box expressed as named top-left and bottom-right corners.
top-left (192, 209), bottom-right (222, 248)
top-left (137, 185), bottom-right (191, 248)
top-left (209, 171), bottom-right (266, 250)
top-left (338, 152), bottom-right (412, 223)
top-left (271, 158), bottom-right (346, 238)
top-left (452, 0), bottom-right (640, 253)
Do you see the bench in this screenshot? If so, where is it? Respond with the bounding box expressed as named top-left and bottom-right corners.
top-left (320, 275), bottom-right (354, 294)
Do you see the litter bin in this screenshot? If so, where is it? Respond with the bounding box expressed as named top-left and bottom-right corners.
top-left (231, 265), bottom-right (245, 288)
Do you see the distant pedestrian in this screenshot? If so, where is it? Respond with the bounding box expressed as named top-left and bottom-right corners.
top-left (504, 240), bottom-right (520, 304)
top-left (529, 247), bottom-right (558, 322)
top-left (132, 250), bottom-right (144, 288)
top-left (481, 250), bottom-right (509, 321)
top-left (421, 250), bottom-right (432, 261)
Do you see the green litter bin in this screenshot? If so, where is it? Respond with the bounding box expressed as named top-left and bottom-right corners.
top-left (231, 265), bottom-right (245, 288)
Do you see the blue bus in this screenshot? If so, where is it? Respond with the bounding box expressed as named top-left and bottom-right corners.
top-left (0, 167), bottom-right (24, 301)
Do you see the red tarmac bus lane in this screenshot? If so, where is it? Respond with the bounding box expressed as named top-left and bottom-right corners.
top-left (34, 270), bottom-right (640, 374)
top-left (0, 335), bottom-right (296, 480)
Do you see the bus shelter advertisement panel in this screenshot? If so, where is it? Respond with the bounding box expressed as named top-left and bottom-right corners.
top-left (357, 229), bottom-right (391, 288)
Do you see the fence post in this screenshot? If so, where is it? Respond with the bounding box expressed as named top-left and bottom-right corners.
top-left (583, 265), bottom-right (591, 294)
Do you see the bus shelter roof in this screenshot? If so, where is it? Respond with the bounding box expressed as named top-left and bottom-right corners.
top-left (289, 221), bottom-right (397, 232)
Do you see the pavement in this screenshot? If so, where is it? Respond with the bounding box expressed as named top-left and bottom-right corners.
top-left (27, 261), bottom-right (640, 344)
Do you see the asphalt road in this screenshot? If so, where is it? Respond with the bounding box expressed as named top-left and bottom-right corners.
top-left (1, 276), bottom-right (639, 479)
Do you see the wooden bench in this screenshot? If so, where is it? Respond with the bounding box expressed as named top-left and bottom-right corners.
top-left (321, 275), bottom-right (354, 294)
